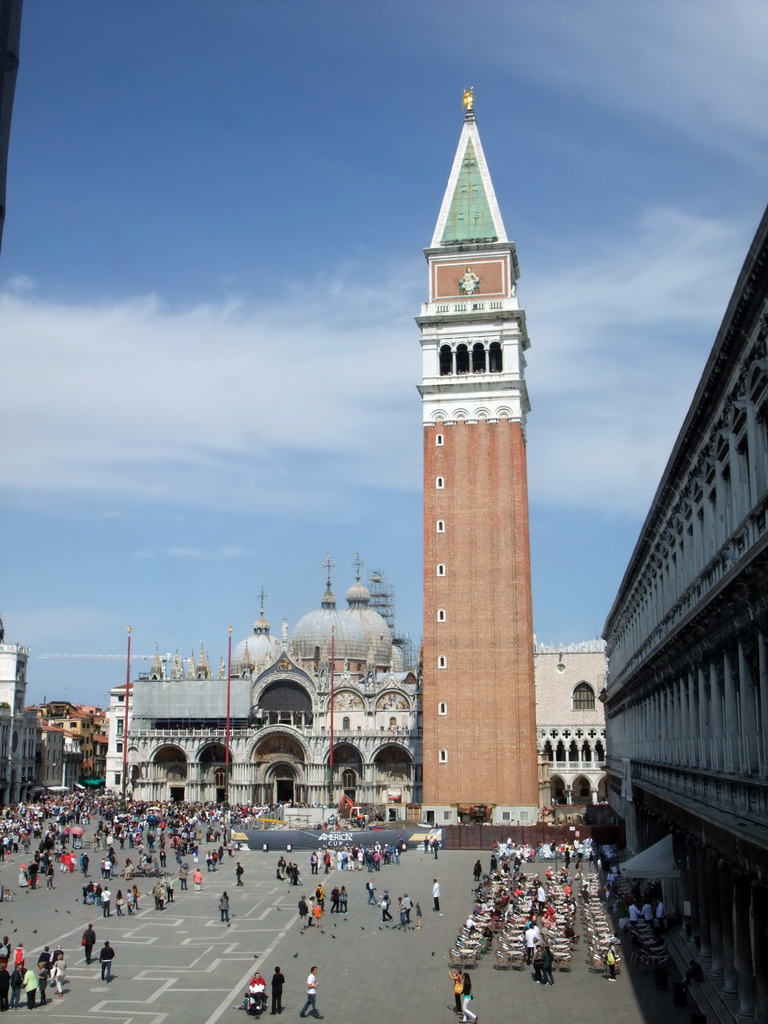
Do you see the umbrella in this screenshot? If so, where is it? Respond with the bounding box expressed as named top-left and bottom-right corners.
top-left (70, 826), bottom-right (84, 836)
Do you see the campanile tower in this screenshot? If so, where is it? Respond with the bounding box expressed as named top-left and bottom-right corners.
top-left (418, 94), bottom-right (539, 825)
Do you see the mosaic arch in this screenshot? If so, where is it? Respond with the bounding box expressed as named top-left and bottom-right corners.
top-left (333, 690), bottom-right (364, 711)
top-left (256, 679), bottom-right (313, 713)
top-left (327, 743), bottom-right (363, 769)
top-left (373, 744), bottom-right (413, 782)
top-left (376, 692), bottom-right (409, 711)
top-left (197, 742), bottom-right (231, 764)
top-left (251, 732), bottom-right (306, 763)
top-left (152, 745), bottom-right (188, 780)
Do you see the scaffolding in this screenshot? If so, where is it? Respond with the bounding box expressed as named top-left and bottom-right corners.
top-left (367, 569), bottom-right (414, 669)
top-left (367, 569), bottom-right (395, 629)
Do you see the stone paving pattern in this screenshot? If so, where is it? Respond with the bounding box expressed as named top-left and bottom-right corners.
top-left (0, 844), bottom-right (702, 1024)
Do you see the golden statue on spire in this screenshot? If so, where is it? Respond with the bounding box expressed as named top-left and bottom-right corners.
top-left (463, 87), bottom-right (474, 112)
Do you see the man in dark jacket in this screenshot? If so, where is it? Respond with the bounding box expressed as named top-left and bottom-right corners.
top-left (0, 964), bottom-right (10, 1011)
top-left (82, 924), bottom-right (96, 965)
top-left (270, 966), bottom-right (285, 1015)
top-left (298, 896), bottom-right (310, 928)
top-left (99, 941), bottom-right (115, 982)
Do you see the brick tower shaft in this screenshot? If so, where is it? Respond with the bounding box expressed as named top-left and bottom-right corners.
top-left (418, 96), bottom-right (539, 825)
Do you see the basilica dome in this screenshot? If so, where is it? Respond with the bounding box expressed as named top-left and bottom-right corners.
top-left (345, 576), bottom-right (393, 668)
top-left (232, 612), bottom-right (281, 674)
top-left (291, 583), bottom-right (368, 662)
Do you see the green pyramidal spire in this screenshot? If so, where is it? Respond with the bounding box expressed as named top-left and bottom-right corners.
top-left (431, 107), bottom-right (507, 248)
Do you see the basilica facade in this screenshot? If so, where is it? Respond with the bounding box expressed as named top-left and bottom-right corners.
top-left (107, 572), bottom-right (421, 816)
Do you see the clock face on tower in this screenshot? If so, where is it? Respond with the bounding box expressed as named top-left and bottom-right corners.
top-left (459, 267), bottom-right (480, 294)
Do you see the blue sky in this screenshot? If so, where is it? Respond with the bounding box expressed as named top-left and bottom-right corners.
top-left (2, 0), bottom-right (767, 707)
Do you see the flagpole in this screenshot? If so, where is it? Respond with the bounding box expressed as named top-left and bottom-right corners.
top-left (122, 626), bottom-right (132, 802)
top-left (329, 625), bottom-right (335, 810)
top-left (225, 626), bottom-right (232, 806)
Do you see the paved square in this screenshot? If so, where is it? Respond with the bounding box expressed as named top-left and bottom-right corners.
top-left (0, 844), bottom-right (696, 1024)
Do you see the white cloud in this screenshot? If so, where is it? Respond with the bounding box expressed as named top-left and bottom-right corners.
top-left (479, 0), bottom-right (768, 161)
top-left (0, 265), bottom-right (423, 514)
top-left (525, 206), bottom-right (747, 512)
top-left (0, 208), bottom-right (754, 522)
top-left (6, 275), bottom-right (35, 292)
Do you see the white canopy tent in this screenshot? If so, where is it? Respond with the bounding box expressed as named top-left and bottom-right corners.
top-left (619, 834), bottom-right (681, 918)
top-left (620, 834), bottom-right (679, 879)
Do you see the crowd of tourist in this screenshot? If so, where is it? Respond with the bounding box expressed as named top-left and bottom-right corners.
top-left (0, 792), bottom-right (256, 1004)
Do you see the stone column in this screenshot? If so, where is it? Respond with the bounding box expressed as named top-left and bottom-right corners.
top-left (696, 844), bottom-right (712, 964)
top-left (687, 836), bottom-right (701, 946)
top-left (698, 666), bottom-right (709, 768)
top-left (733, 873), bottom-right (756, 1022)
top-left (706, 852), bottom-right (724, 981)
top-left (677, 675), bottom-right (686, 765)
top-left (738, 641), bottom-right (758, 773)
top-left (758, 631), bottom-right (768, 778)
top-left (688, 672), bottom-right (699, 768)
top-left (751, 881), bottom-right (768, 1024)
top-left (723, 649), bottom-right (738, 773)
top-left (710, 660), bottom-right (723, 771)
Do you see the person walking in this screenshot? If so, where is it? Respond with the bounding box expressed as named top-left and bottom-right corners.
top-left (402, 893), bottom-right (413, 924)
top-left (219, 891), bottom-right (230, 925)
top-left (541, 945), bottom-right (555, 986)
top-left (50, 955), bottom-right (66, 998)
top-left (433, 879), bottom-right (441, 912)
top-left (473, 860), bottom-right (482, 882)
top-left (532, 942), bottom-right (544, 983)
top-left (449, 967), bottom-right (463, 1015)
top-left (298, 965), bottom-right (323, 1019)
top-left (270, 966), bottom-right (285, 1015)
top-left (329, 886), bottom-right (340, 914)
top-left (298, 896), bottom-right (311, 928)
top-left (397, 897), bottom-right (407, 929)
top-left (193, 869), bottom-right (203, 892)
top-left (152, 880), bottom-right (166, 911)
top-left (37, 962), bottom-right (49, 1005)
top-left (380, 891), bottom-right (393, 923)
top-left (235, 863), bottom-right (244, 887)
top-left (0, 964), bottom-right (9, 1012)
top-left (605, 944), bottom-right (618, 981)
top-left (82, 924), bottom-right (96, 965)
top-left (22, 966), bottom-right (38, 1010)
top-left (99, 941), bottom-right (115, 983)
top-left (101, 886), bottom-right (112, 917)
top-left (9, 965), bottom-right (21, 1010)
top-left (415, 902), bottom-right (422, 929)
top-left (314, 884), bottom-right (326, 912)
top-left (460, 972), bottom-right (476, 1022)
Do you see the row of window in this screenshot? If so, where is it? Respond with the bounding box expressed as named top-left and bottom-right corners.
top-left (439, 342), bottom-right (503, 376)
